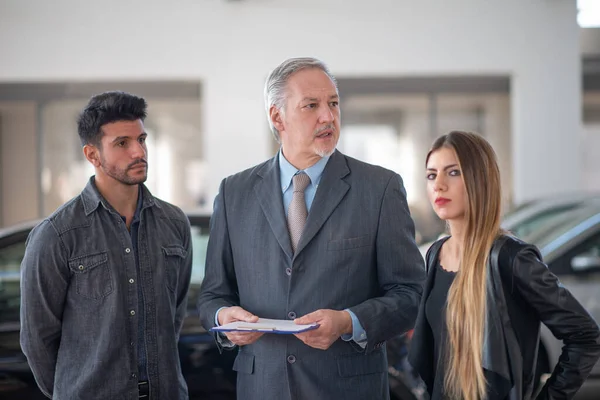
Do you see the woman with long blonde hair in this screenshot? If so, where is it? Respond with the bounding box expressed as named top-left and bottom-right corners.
top-left (409, 131), bottom-right (600, 399)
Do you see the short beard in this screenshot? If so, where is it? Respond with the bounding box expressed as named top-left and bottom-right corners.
top-left (100, 156), bottom-right (147, 186)
top-left (314, 124), bottom-right (337, 158)
top-left (315, 147), bottom-right (335, 158)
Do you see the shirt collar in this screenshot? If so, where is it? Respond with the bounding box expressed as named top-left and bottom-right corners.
top-left (278, 150), bottom-right (330, 192)
top-left (81, 176), bottom-right (159, 216)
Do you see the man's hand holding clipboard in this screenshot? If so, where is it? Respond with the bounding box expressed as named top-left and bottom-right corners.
top-left (211, 318), bottom-right (319, 334)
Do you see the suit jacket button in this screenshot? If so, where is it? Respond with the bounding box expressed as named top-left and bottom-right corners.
top-left (285, 268), bottom-right (292, 276)
top-left (288, 311), bottom-right (296, 319)
top-left (287, 355), bottom-right (296, 364)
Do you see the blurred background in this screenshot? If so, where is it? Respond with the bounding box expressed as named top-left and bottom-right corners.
top-left (1, 1), bottom-right (600, 399)
top-left (0, 0), bottom-right (598, 242)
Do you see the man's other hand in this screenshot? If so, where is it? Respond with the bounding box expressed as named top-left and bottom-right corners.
top-left (293, 309), bottom-right (352, 350)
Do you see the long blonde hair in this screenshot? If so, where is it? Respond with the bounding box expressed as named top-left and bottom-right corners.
top-left (426, 131), bottom-right (503, 400)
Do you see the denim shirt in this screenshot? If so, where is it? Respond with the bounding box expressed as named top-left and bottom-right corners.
top-left (20, 177), bottom-right (193, 400)
top-left (125, 187), bottom-right (149, 381)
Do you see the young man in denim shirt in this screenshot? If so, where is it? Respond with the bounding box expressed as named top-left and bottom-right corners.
top-left (20, 91), bottom-right (193, 400)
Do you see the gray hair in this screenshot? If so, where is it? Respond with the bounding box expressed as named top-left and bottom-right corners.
top-left (264, 57), bottom-right (338, 143)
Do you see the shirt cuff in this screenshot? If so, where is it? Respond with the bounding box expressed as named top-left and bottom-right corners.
top-left (341, 309), bottom-right (367, 348)
top-left (215, 306), bottom-right (235, 348)
top-left (215, 307), bottom-right (226, 326)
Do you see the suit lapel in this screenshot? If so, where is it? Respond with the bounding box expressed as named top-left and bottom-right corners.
top-left (255, 156), bottom-right (293, 260)
top-left (482, 236), bottom-right (515, 398)
top-left (294, 150), bottom-right (350, 257)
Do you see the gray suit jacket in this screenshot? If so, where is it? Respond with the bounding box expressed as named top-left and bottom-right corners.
top-left (198, 150), bottom-right (425, 400)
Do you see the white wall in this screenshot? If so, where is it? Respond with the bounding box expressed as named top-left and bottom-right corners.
top-left (0, 0), bottom-right (581, 204)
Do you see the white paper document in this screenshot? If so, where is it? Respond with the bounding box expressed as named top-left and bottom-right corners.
top-left (210, 318), bottom-right (319, 334)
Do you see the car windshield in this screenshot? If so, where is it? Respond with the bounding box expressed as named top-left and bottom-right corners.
top-left (502, 195), bottom-right (600, 241)
top-left (503, 204), bottom-right (582, 239)
top-left (520, 205), bottom-right (600, 251)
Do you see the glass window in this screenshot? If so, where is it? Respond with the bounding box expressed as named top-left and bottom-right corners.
top-left (186, 218), bottom-right (211, 316)
top-left (190, 225), bottom-right (209, 285)
top-left (578, 0), bottom-right (600, 27)
top-left (339, 94), bottom-right (437, 243)
top-left (582, 92), bottom-right (600, 192)
top-left (509, 206), bottom-right (581, 239)
top-left (528, 208), bottom-right (600, 251)
top-left (0, 240), bottom-right (26, 325)
top-left (337, 88), bottom-right (511, 244)
top-left (550, 231), bottom-right (600, 276)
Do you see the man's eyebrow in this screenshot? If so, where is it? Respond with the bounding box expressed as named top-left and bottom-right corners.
top-left (110, 132), bottom-right (147, 143)
top-left (111, 136), bottom-right (130, 143)
top-left (301, 94), bottom-right (339, 102)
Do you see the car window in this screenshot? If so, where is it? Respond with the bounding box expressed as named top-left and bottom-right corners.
top-left (190, 225), bottom-right (209, 285)
top-left (0, 241), bottom-right (26, 325)
top-left (549, 231), bottom-right (600, 275)
top-left (186, 221), bottom-right (210, 315)
top-left (507, 205), bottom-right (580, 239)
top-left (529, 208), bottom-right (600, 251)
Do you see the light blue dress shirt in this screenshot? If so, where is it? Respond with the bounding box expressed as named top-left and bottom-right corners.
top-left (279, 150), bottom-right (328, 216)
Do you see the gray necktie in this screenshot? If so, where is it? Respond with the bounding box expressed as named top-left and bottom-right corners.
top-left (287, 172), bottom-right (311, 253)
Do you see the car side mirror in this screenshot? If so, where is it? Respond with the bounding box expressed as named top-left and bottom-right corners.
top-left (571, 255), bottom-right (600, 272)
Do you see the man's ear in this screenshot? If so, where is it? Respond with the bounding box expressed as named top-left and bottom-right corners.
top-left (83, 144), bottom-right (101, 167)
top-left (269, 105), bottom-right (285, 133)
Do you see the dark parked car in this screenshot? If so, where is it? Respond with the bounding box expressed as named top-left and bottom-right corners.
top-left (0, 213), bottom-right (238, 400)
top-left (520, 203), bottom-right (600, 398)
top-left (0, 212), bottom-right (421, 400)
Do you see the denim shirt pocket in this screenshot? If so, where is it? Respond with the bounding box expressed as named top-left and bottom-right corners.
top-left (162, 245), bottom-right (187, 293)
top-left (68, 251), bottom-right (112, 300)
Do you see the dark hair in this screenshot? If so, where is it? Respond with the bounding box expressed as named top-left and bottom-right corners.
top-left (77, 91), bottom-right (147, 146)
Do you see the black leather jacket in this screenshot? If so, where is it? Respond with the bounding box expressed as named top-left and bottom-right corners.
top-left (409, 235), bottom-right (600, 400)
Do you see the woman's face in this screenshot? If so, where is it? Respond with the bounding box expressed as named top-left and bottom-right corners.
top-left (426, 147), bottom-right (468, 222)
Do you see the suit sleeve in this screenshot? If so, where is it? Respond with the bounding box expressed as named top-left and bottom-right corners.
top-left (348, 174), bottom-right (426, 353)
top-left (197, 178), bottom-right (240, 345)
top-left (19, 220), bottom-right (69, 399)
top-left (510, 247), bottom-right (600, 400)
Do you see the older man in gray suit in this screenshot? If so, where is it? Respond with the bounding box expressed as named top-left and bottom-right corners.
top-left (198, 57), bottom-right (425, 400)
